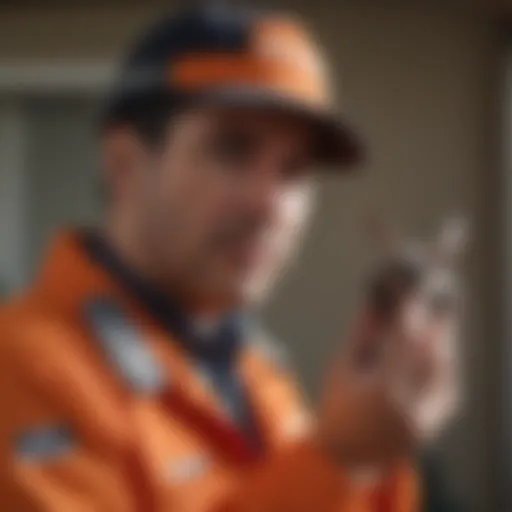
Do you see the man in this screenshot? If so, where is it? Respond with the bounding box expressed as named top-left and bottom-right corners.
top-left (0, 5), bottom-right (459, 511)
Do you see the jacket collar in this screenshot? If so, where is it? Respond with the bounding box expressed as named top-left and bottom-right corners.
top-left (33, 230), bottom-right (245, 366)
top-left (30, 231), bottom-right (310, 454)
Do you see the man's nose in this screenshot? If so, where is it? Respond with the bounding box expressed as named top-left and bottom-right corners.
top-left (241, 169), bottom-right (282, 224)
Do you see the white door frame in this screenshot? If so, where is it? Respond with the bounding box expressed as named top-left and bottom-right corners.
top-left (500, 44), bottom-right (512, 512)
top-left (0, 61), bottom-right (114, 93)
top-left (0, 61), bottom-right (112, 291)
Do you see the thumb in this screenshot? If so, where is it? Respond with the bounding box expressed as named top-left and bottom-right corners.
top-left (344, 308), bottom-right (388, 369)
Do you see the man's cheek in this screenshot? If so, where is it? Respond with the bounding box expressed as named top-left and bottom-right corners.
top-left (426, 316), bottom-right (458, 343)
top-left (257, 227), bottom-right (300, 286)
top-left (275, 189), bottom-right (315, 261)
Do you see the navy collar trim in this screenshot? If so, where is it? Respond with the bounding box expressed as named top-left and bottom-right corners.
top-left (81, 231), bottom-right (245, 366)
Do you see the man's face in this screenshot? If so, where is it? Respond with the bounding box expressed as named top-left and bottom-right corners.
top-left (106, 107), bottom-right (318, 309)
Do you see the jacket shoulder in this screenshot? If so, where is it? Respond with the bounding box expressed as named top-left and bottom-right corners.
top-left (246, 323), bottom-right (292, 371)
top-left (0, 297), bottom-right (74, 371)
top-left (0, 299), bottom-right (130, 448)
top-left (0, 298), bottom-right (48, 364)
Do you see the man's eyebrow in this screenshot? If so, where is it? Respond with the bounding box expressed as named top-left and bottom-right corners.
top-left (219, 123), bottom-right (267, 146)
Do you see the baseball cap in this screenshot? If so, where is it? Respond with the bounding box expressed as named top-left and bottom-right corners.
top-left (104, 5), bottom-right (364, 169)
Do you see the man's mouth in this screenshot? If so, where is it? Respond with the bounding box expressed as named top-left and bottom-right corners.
top-left (218, 237), bottom-right (268, 270)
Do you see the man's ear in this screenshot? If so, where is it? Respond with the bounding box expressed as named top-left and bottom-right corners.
top-left (101, 126), bottom-right (147, 203)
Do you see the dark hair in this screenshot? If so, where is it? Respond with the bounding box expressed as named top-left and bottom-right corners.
top-left (100, 92), bottom-right (184, 148)
top-left (98, 92), bottom-right (185, 205)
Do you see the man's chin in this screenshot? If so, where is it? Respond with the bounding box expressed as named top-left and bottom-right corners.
top-left (240, 273), bottom-right (275, 305)
top-left (194, 273), bottom-right (274, 312)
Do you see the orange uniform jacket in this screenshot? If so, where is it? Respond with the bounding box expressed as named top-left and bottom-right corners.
top-left (0, 232), bottom-right (419, 511)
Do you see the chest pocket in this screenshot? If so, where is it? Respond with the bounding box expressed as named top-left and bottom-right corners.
top-left (84, 297), bottom-right (239, 511)
top-left (11, 423), bottom-right (133, 512)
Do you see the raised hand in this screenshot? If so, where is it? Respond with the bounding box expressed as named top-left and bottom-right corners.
top-left (316, 216), bottom-right (468, 472)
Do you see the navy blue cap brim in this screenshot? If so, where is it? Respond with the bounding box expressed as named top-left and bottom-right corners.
top-left (183, 86), bottom-right (364, 171)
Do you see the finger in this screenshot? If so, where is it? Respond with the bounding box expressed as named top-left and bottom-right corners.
top-left (404, 312), bottom-right (460, 397)
top-left (344, 308), bottom-right (389, 369)
top-left (382, 297), bottom-right (426, 362)
top-left (417, 313), bottom-right (459, 378)
top-left (424, 316), bottom-right (460, 378)
top-left (379, 298), bottom-right (430, 398)
top-left (413, 330), bottom-right (462, 440)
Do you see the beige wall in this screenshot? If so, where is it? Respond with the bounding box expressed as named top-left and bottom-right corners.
top-left (0, 1), bottom-right (503, 509)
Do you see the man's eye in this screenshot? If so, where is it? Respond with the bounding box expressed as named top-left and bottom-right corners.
top-left (209, 131), bottom-right (257, 167)
top-left (281, 156), bottom-right (312, 183)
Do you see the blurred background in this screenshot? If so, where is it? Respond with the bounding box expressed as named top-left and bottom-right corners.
top-left (0, 0), bottom-right (510, 510)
